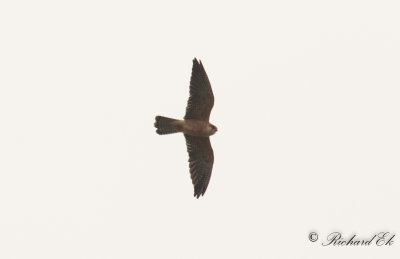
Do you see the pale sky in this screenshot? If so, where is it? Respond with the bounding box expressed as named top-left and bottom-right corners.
top-left (1, 1), bottom-right (399, 258)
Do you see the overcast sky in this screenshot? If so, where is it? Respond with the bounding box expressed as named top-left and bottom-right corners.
top-left (1, 1), bottom-right (400, 258)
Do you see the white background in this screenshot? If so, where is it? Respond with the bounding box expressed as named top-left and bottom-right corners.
top-left (1, 1), bottom-right (399, 258)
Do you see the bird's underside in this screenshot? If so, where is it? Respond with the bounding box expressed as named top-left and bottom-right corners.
top-left (154, 58), bottom-right (216, 198)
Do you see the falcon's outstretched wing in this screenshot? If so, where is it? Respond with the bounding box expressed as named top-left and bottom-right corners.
top-left (184, 58), bottom-right (214, 122)
top-left (184, 134), bottom-right (214, 198)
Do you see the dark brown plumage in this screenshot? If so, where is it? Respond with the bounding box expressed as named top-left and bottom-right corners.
top-left (154, 58), bottom-right (217, 198)
top-left (185, 59), bottom-right (214, 121)
top-left (184, 134), bottom-right (214, 198)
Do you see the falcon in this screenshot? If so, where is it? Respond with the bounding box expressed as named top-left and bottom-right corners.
top-left (154, 58), bottom-right (217, 198)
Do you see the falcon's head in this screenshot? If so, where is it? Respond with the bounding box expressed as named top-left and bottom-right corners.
top-left (208, 123), bottom-right (218, 135)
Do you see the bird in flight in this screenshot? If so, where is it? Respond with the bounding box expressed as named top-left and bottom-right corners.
top-left (154, 58), bottom-right (217, 198)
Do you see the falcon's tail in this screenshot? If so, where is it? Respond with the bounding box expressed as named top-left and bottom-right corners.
top-left (154, 116), bottom-right (182, 135)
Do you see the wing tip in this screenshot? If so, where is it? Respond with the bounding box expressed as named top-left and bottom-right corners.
top-left (193, 184), bottom-right (208, 199)
top-left (194, 191), bottom-right (205, 199)
top-left (193, 57), bottom-right (202, 65)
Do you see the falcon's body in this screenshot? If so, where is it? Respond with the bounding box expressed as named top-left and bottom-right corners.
top-left (154, 58), bottom-right (217, 198)
top-left (164, 119), bottom-right (217, 137)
